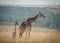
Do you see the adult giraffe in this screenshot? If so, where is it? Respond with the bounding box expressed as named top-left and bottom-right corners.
top-left (19, 12), bottom-right (45, 39)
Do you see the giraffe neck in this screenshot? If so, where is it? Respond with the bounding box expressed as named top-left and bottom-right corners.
top-left (27, 14), bottom-right (38, 23)
top-left (33, 14), bottom-right (38, 20)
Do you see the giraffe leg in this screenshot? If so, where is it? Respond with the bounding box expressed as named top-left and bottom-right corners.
top-left (19, 32), bottom-right (22, 40)
top-left (27, 24), bottom-right (31, 39)
top-left (26, 31), bottom-right (27, 39)
top-left (27, 31), bottom-right (31, 39)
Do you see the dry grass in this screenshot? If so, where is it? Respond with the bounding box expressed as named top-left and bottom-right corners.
top-left (0, 30), bottom-right (60, 43)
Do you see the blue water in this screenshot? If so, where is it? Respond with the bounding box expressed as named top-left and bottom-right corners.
top-left (0, 6), bottom-right (60, 28)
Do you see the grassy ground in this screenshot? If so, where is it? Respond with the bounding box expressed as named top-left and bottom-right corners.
top-left (0, 30), bottom-right (60, 43)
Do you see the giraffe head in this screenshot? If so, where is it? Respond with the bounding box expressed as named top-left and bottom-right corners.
top-left (37, 12), bottom-right (45, 18)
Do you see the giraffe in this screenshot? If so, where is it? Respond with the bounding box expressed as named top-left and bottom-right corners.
top-left (12, 21), bottom-right (19, 39)
top-left (19, 12), bottom-right (45, 39)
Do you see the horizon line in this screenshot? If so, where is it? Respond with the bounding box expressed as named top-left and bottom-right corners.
top-left (0, 4), bottom-right (60, 8)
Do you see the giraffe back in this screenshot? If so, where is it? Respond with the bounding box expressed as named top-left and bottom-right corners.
top-left (19, 22), bottom-right (31, 33)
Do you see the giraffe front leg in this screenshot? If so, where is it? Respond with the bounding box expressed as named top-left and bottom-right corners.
top-left (27, 31), bottom-right (31, 39)
top-left (27, 25), bottom-right (31, 39)
top-left (26, 31), bottom-right (27, 39)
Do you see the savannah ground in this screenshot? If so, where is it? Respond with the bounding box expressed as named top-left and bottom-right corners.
top-left (0, 26), bottom-right (60, 43)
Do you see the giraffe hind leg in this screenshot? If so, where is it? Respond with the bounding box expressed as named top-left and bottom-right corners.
top-left (19, 32), bottom-right (22, 39)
